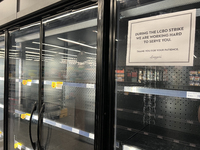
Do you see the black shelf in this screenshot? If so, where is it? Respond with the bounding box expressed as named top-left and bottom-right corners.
top-left (117, 128), bottom-right (198, 150)
top-left (117, 119), bottom-right (200, 150)
top-left (117, 108), bottom-right (200, 126)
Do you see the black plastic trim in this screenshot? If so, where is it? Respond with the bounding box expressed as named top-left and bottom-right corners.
top-left (29, 102), bottom-right (37, 150)
top-left (4, 31), bottom-right (9, 150)
top-left (38, 20), bottom-right (44, 150)
top-left (37, 103), bottom-right (45, 150)
top-left (95, 0), bottom-right (116, 150)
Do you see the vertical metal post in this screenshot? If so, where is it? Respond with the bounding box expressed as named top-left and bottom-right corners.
top-left (95, 0), bottom-right (116, 150)
top-left (4, 31), bottom-right (9, 150)
top-left (109, 0), bottom-right (117, 149)
top-left (38, 21), bottom-right (44, 150)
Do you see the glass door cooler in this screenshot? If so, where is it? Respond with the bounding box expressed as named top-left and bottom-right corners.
top-left (8, 24), bottom-right (40, 150)
top-left (7, 4), bottom-right (97, 150)
top-left (40, 5), bottom-right (97, 150)
top-left (114, 0), bottom-right (200, 150)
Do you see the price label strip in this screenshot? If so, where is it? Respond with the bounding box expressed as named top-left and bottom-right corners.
top-left (14, 140), bottom-right (32, 150)
top-left (14, 142), bottom-right (22, 150)
top-left (27, 80), bottom-right (32, 86)
top-left (22, 80), bottom-right (27, 85)
top-left (15, 109), bottom-right (94, 140)
top-left (51, 82), bottom-right (56, 88)
top-left (56, 82), bottom-right (63, 89)
top-left (20, 113), bottom-right (31, 120)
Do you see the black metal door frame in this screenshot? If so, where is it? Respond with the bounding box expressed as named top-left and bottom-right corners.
top-left (95, 0), bottom-right (116, 150)
top-left (4, 30), bottom-right (9, 150)
top-left (38, 21), bottom-right (44, 150)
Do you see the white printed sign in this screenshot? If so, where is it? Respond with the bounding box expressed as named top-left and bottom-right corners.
top-left (72, 128), bottom-right (79, 134)
top-left (126, 9), bottom-right (196, 66)
top-left (86, 84), bottom-right (95, 88)
top-left (55, 122), bottom-right (62, 128)
top-left (187, 91), bottom-right (200, 99)
top-left (89, 133), bottom-right (94, 139)
top-left (18, 144), bottom-right (22, 150)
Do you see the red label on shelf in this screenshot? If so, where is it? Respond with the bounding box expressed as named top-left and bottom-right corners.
top-left (131, 72), bottom-right (137, 77)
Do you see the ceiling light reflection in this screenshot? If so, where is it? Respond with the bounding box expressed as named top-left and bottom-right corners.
top-left (62, 57), bottom-right (77, 59)
top-left (32, 42), bottom-right (80, 52)
top-left (43, 5), bottom-right (98, 23)
top-left (42, 54), bottom-right (54, 57)
top-left (57, 37), bottom-right (97, 49)
top-left (10, 49), bottom-right (20, 52)
top-left (85, 52), bottom-right (96, 55)
top-left (43, 50), bottom-right (57, 54)
top-left (26, 54), bottom-right (40, 57)
top-left (20, 23), bottom-right (40, 30)
top-left (26, 51), bottom-right (40, 54)
top-left (59, 52), bottom-right (77, 57)
top-left (25, 47), bottom-right (39, 51)
top-left (12, 46), bottom-right (20, 48)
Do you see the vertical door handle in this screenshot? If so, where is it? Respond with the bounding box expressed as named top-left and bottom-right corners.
top-left (37, 103), bottom-right (45, 150)
top-left (29, 102), bottom-right (37, 150)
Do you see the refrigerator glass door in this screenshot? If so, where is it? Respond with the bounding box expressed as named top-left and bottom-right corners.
top-left (39, 5), bottom-right (97, 150)
top-left (115, 1), bottom-right (200, 150)
top-left (8, 24), bottom-right (40, 150)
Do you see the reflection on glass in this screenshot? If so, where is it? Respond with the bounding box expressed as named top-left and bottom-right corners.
top-left (0, 34), bottom-right (4, 149)
top-left (8, 25), bottom-right (40, 150)
top-left (115, 1), bottom-right (200, 150)
top-left (41, 5), bottom-right (97, 150)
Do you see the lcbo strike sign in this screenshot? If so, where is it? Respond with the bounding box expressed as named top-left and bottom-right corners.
top-left (126, 9), bottom-right (196, 66)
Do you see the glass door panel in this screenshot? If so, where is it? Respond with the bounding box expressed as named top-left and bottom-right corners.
top-left (39, 5), bottom-right (97, 150)
top-left (0, 33), bottom-right (5, 149)
top-left (8, 24), bottom-right (40, 150)
top-left (115, 1), bottom-right (200, 150)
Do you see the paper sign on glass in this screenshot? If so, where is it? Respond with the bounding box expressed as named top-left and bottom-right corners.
top-left (126, 9), bottom-right (196, 66)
